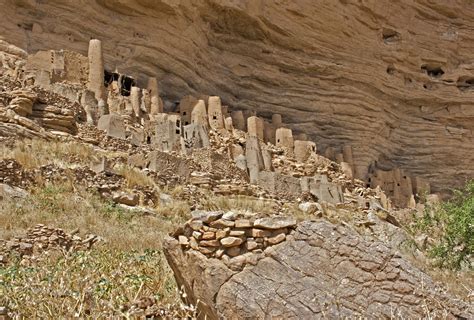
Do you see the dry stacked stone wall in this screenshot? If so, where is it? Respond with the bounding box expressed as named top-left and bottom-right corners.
top-left (173, 211), bottom-right (296, 271)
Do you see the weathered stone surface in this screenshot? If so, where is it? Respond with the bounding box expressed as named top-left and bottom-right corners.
top-left (164, 221), bottom-right (473, 319)
top-left (220, 237), bottom-right (243, 248)
top-left (253, 216), bottom-right (296, 230)
top-left (112, 191), bottom-right (138, 206)
top-left (97, 114), bottom-right (126, 139)
top-left (191, 211), bottom-right (223, 223)
top-left (0, 183), bottom-right (28, 200)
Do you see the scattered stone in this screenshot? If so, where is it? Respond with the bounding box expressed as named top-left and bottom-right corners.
top-left (298, 201), bottom-right (319, 214)
top-left (112, 191), bottom-right (139, 206)
top-left (159, 193), bottom-right (173, 206)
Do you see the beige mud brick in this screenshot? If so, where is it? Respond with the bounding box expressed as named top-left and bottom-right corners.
top-left (208, 96), bottom-right (224, 129)
top-left (87, 39), bottom-right (105, 100)
top-left (97, 113), bottom-right (126, 139)
top-left (340, 161), bottom-right (353, 179)
top-left (342, 145), bottom-right (354, 165)
top-left (147, 77), bottom-right (162, 114)
top-left (294, 140), bottom-right (316, 162)
top-left (179, 95), bottom-right (198, 126)
top-left (224, 117), bottom-right (234, 131)
top-left (272, 113), bottom-right (282, 128)
top-left (231, 110), bottom-right (245, 130)
top-left (247, 116), bottom-right (264, 140)
top-left (191, 99), bottom-right (208, 126)
top-left (130, 86), bottom-right (141, 118)
top-left (275, 127), bottom-right (294, 154)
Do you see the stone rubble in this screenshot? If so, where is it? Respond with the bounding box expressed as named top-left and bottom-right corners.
top-left (0, 224), bottom-right (99, 264)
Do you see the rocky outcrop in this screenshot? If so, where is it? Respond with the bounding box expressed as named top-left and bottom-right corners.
top-left (0, 0), bottom-right (473, 193)
top-left (164, 219), bottom-right (473, 319)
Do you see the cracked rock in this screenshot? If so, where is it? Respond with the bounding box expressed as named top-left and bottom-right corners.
top-left (164, 220), bottom-right (473, 319)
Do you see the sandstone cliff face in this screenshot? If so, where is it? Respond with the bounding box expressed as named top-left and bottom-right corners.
top-left (1, 0), bottom-right (473, 193)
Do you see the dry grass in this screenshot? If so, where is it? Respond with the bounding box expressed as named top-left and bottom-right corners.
top-left (199, 194), bottom-right (279, 216)
top-left (0, 182), bottom-right (193, 318)
top-left (0, 183), bottom-right (182, 249)
top-left (0, 138), bottom-right (123, 169)
top-left (1, 250), bottom-right (186, 318)
top-left (114, 164), bottom-right (155, 188)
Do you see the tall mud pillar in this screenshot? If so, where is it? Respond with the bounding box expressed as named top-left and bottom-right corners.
top-left (147, 77), bottom-right (162, 114)
top-left (87, 39), bottom-right (105, 101)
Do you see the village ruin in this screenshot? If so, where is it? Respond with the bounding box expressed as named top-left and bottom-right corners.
top-left (20, 39), bottom-right (433, 209)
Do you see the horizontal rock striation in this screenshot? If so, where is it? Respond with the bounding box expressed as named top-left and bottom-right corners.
top-left (1, 1), bottom-right (473, 193)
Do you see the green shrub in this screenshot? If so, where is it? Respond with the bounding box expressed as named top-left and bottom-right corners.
top-left (413, 180), bottom-right (473, 269)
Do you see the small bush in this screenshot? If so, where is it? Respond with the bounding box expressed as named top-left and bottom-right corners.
top-left (412, 180), bottom-right (474, 269)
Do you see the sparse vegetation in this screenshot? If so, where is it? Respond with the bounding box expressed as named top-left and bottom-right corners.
top-left (0, 249), bottom-right (186, 318)
top-left (0, 139), bottom-right (118, 169)
top-left (199, 194), bottom-right (278, 216)
top-left (410, 180), bottom-right (474, 270)
top-left (114, 164), bottom-right (155, 188)
top-left (0, 182), bottom-right (192, 318)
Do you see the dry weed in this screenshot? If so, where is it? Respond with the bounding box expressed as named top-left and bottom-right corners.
top-left (0, 139), bottom-right (108, 169)
top-left (0, 182), bottom-right (195, 318)
top-left (114, 165), bottom-right (155, 188)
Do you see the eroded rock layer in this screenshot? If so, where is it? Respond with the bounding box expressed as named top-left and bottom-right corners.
top-left (1, 0), bottom-right (473, 193)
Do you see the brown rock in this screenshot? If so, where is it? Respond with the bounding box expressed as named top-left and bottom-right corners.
top-left (202, 232), bottom-right (215, 240)
top-left (220, 237), bottom-right (243, 248)
top-left (235, 219), bottom-right (252, 228)
top-left (266, 233), bottom-right (286, 245)
top-left (199, 240), bottom-right (220, 247)
top-left (215, 229), bottom-right (228, 240)
top-left (229, 230), bottom-right (245, 237)
top-left (251, 228), bottom-right (272, 238)
top-left (192, 231), bottom-right (203, 240)
top-left (210, 219), bottom-right (235, 228)
top-left (1, 2), bottom-right (474, 193)
top-left (246, 239), bottom-right (258, 251)
top-left (112, 191), bottom-right (139, 206)
top-left (226, 247), bottom-right (241, 257)
top-left (178, 236), bottom-right (189, 246)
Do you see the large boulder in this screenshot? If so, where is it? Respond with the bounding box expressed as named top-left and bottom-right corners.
top-left (164, 220), bottom-right (472, 319)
